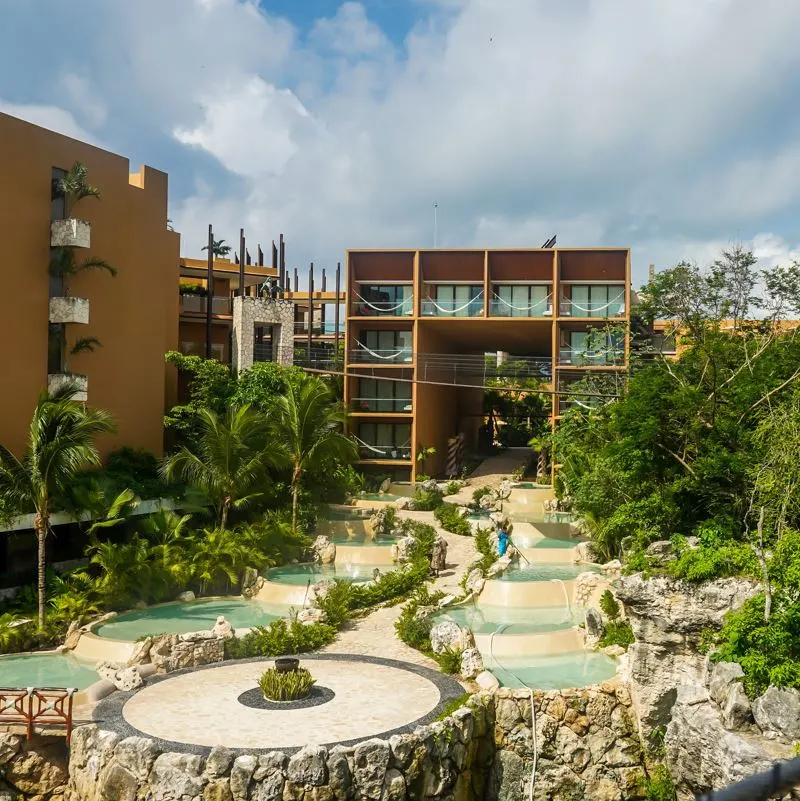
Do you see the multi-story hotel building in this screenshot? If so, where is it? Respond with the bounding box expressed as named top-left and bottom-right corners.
top-left (343, 249), bottom-right (631, 480)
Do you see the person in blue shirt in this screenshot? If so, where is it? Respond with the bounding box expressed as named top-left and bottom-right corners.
top-left (497, 525), bottom-right (510, 557)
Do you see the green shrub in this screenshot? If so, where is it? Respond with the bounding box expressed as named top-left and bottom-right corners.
top-left (642, 764), bottom-right (676, 801)
top-left (434, 503), bottom-right (472, 536)
top-left (445, 481), bottom-right (461, 496)
top-left (667, 533), bottom-right (759, 582)
top-left (599, 620), bottom-right (635, 649)
top-left (436, 692), bottom-right (471, 721)
top-left (436, 645), bottom-right (463, 674)
top-left (314, 580), bottom-right (353, 628)
top-left (226, 618), bottom-right (337, 659)
top-left (472, 486), bottom-right (492, 504)
top-left (412, 488), bottom-right (444, 511)
top-left (599, 589), bottom-right (621, 620)
top-left (394, 585), bottom-right (445, 651)
top-left (258, 667), bottom-right (315, 701)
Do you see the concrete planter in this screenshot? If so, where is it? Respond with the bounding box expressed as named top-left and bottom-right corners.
top-left (50, 218), bottom-right (91, 248)
top-left (47, 372), bottom-right (88, 401)
top-left (49, 296), bottom-right (89, 324)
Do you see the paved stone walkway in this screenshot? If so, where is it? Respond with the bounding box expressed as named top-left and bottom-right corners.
top-left (321, 510), bottom-right (478, 670)
top-left (446, 447), bottom-right (531, 505)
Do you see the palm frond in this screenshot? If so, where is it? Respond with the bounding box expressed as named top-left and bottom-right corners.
top-left (70, 336), bottom-right (103, 356)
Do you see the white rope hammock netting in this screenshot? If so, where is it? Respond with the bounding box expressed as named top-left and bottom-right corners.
top-left (354, 436), bottom-right (411, 456)
top-left (492, 293), bottom-right (552, 313)
top-left (355, 293), bottom-right (412, 313)
top-left (354, 342), bottom-right (412, 361)
top-left (560, 292), bottom-right (625, 314)
top-left (423, 290), bottom-right (484, 314)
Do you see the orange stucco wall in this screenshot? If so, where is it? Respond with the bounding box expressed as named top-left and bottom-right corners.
top-left (0, 112), bottom-right (179, 458)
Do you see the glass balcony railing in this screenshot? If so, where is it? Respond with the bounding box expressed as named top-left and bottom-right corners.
top-left (352, 288), bottom-right (414, 317)
top-left (349, 346), bottom-right (413, 364)
top-left (351, 397), bottom-right (413, 413)
top-left (180, 295), bottom-right (233, 315)
top-left (421, 292), bottom-right (484, 317)
top-left (357, 443), bottom-right (412, 460)
top-left (559, 290), bottom-right (625, 318)
top-left (491, 292), bottom-right (553, 318)
top-left (558, 348), bottom-right (625, 367)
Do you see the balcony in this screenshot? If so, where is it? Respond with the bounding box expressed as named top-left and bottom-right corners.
top-left (48, 373), bottom-right (87, 401)
top-left (559, 286), bottom-right (626, 318)
top-left (293, 320), bottom-right (340, 336)
top-left (50, 219), bottom-right (90, 248)
top-left (180, 295), bottom-right (233, 315)
top-left (558, 348), bottom-right (625, 367)
top-left (421, 287), bottom-right (484, 317)
top-left (349, 345), bottom-right (413, 365)
top-left (351, 396), bottom-right (413, 413)
top-left (352, 285), bottom-right (413, 317)
top-left (49, 297), bottom-right (89, 325)
top-left (356, 443), bottom-right (412, 461)
top-left (491, 286), bottom-right (552, 318)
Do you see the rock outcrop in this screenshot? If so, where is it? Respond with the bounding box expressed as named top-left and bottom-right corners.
top-left (312, 535), bottom-right (337, 565)
top-left (615, 574), bottom-right (758, 738)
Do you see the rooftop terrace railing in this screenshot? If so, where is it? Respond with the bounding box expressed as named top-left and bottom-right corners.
top-left (180, 295), bottom-right (233, 315)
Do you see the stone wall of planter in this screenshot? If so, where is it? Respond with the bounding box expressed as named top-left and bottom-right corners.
top-left (0, 732), bottom-right (69, 800)
top-left (61, 685), bottom-right (647, 801)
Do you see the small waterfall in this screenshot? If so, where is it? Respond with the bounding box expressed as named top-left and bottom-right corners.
top-left (550, 578), bottom-right (572, 619)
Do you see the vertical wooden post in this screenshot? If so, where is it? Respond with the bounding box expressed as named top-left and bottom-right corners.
top-left (205, 224), bottom-right (213, 359)
top-left (238, 228), bottom-right (245, 298)
top-left (294, 267), bottom-right (299, 293)
top-left (321, 267), bottom-right (327, 334)
top-left (279, 234), bottom-right (286, 290)
top-left (334, 262), bottom-right (341, 369)
top-left (308, 263), bottom-right (314, 366)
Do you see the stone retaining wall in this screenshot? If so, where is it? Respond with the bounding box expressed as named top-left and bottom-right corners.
top-left (61, 684), bottom-right (646, 801)
top-left (0, 732), bottom-right (68, 800)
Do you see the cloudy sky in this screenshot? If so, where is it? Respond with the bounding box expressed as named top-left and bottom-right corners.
top-left (2, 0), bottom-right (800, 287)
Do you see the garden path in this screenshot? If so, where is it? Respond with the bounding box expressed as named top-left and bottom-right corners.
top-left (445, 447), bottom-right (530, 505)
top-left (320, 509), bottom-right (478, 669)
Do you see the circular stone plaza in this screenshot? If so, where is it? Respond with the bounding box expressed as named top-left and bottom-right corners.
top-left (93, 654), bottom-right (464, 754)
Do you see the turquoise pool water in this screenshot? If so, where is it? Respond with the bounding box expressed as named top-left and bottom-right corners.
top-left (95, 599), bottom-right (289, 640)
top-left (486, 652), bottom-right (617, 690)
top-left (510, 536), bottom-right (579, 550)
top-left (435, 604), bottom-right (577, 635)
top-left (496, 563), bottom-right (599, 582)
top-left (358, 493), bottom-right (403, 502)
top-left (0, 652), bottom-right (98, 689)
top-left (332, 534), bottom-right (397, 546)
top-left (322, 509), bottom-right (372, 521)
top-left (513, 483), bottom-right (551, 490)
top-left (267, 563), bottom-right (396, 585)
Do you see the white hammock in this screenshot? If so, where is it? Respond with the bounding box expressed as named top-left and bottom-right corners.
top-left (355, 293), bottom-right (411, 313)
top-left (354, 436), bottom-right (411, 456)
top-left (561, 292), bottom-right (625, 314)
top-left (492, 293), bottom-right (552, 312)
top-left (424, 290), bottom-right (484, 314)
top-left (355, 342), bottom-right (411, 361)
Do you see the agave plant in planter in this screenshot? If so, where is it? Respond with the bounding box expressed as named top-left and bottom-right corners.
top-left (258, 666), bottom-right (315, 701)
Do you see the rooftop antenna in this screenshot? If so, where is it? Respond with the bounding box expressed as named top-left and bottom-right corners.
top-left (542, 235), bottom-right (557, 248)
top-left (433, 202), bottom-right (438, 248)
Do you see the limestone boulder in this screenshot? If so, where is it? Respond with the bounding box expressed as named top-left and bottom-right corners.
top-left (379, 477), bottom-right (392, 494)
top-left (460, 647), bottom-right (484, 679)
top-left (496, 480), bottom-right (513, 500)
top-left (96, 664), bottom-right (144, 692)
top-left (615, 574), bottom-right (758, 737)
top-left (752, 686), bottom-right (800, 741)
top-left (177, 590), bottom-right (196, 603)
top-left (352, 739), bottom-right (390, 801)
top-left (574, 570), bottom-right (606, 608)
top-left (486, 556), bottom-right (511, 579)
top-left (287, 744), bottom-right (327, 786)
top-left (311, 579), bottom-right (336, 603)
top-left (585, 607), bottom-right (605, 643)
top-left (475, 670), bottom-right (500, 691)
top-left (126, 636), bottom-right (152, 667)
top-left (665, 684), bottom-right (793, 799)
top-left (313, 535), bottom-right (337, 565)
top-left (573, 541), bottom-right (599, 564)
top-left (645, 540), bottom-right (675, 561)
top-left (211, 616), bottom-right (234, 639)
top-left (464, 567), bottom-right (485, 595)
top-left (63, 620), bottom-right (82, 650)
top-left (420, 478), bottom-right (439, 493)
top-left (297, 607), bottom-right (326, 625)
top-left (429, 620), bottom-right (465, 655)
top-left (393, 535), bottom-right (416, 564)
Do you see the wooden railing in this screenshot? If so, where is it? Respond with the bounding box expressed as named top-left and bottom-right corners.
top-left (0, 688), bottom-right (76, 745)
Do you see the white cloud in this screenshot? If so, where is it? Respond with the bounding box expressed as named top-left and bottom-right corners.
top-left (0, 101), bottom-right (102, 147)
top-left (3, 0), bottom-right (800, 279)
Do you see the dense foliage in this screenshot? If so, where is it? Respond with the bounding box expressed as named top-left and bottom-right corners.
top-left (554, 248), bottom-right (800, 689)
top-left (434, 503), bottom-right (472, 536)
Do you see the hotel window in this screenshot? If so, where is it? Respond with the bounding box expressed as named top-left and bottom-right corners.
top-left (494, 285), bottom-right (551, 317)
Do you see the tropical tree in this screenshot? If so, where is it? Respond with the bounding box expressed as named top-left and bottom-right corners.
top-left (188, 527), bottom-right (260, 594)
top-left (201, 238), bottom-right (232, 258)
top-left (56, 161), bottom-right (101, 217)
top-left (0, 386), bottom-right (115, 628)
top-left (268, 374), bottom-right (357, 529)
top-left (161, 405), bottom-right (281, 529)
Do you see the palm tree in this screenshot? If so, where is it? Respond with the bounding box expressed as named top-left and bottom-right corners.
top-left (201, 238), bottom-right (232, 258)
top-left (269, 374), bottom-right (358, 530)
top-left (188, 527), bottom-right (259, 595)
top-left (56, 161), bottom-right (101, 217)
top-left (161, 405), bottom-right (281, 529)
top-left (0, 386), bottom-right (115, 628)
